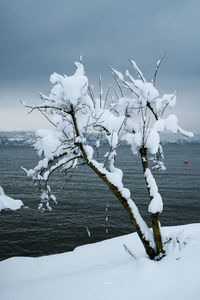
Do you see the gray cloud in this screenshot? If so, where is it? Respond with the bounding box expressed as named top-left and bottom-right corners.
top-left (0, 0), bottom-right (200, 131)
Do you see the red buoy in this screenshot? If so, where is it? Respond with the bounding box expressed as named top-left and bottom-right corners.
top-left (184, 160), bottom-right (188, 164)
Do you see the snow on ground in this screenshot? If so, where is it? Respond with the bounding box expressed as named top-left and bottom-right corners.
top-left (0, 186), bottom-right (23, 212)
top-left (0, 224), bottom-right (200, 300)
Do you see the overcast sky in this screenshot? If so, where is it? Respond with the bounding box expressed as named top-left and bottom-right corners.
top-left (0, 0), bottom-right (200, 132)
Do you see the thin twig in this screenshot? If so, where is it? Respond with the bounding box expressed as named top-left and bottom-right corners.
top-left (128, 58), bottom-right (146, 83)
top-left (37, 108), bottom-right (56, 127)
top-left (104, 85), bottom-right (111, 109)
top-left (113, 87), bottom-right (120, 100)
top-left (113, 74), bottom-right (124, 97)
top-left (109, 66), bottom-right (139, 97)
top-left (152, 52), bottom-right (166, 86)
top-left (99, 75), bottom-right (102, 108)
top-left (123, 244), bottom-right (136, 259)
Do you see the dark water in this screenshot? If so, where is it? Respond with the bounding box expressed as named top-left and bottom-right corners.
top-left (0, 144), bottom-right (199, 261)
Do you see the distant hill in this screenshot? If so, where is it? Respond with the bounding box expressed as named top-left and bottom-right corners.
top-left (0, 131), bottom-right (35, 146)
top-left (160, 132), bottom-right (200, 144)
top-left (0, 131), bottom-right (199, 146)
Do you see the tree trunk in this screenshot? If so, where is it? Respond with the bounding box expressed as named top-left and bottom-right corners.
top-left (87, 160), bottom-right (157, 260)
top-left (139, 147), bottom-right (164, 257)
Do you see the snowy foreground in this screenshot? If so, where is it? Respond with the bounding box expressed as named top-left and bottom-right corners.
top-left (0, 187), bottom-right (23, 212)
top-left (0, 224), bottom-right (200, 300)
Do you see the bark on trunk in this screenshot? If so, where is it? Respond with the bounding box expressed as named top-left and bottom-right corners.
top-left (139, 147), bottom-right (164, 257)
top-left (87, 160), bottom-right (157, 260)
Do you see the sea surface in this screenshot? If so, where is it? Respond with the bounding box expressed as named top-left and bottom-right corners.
top-left (0, 144), bottom-right (199, 261)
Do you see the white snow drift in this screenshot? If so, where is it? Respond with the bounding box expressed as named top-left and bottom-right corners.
top-left (0, 223), bottom-right (200, 300)
top-left (0, 186), bottom-right (23, 212)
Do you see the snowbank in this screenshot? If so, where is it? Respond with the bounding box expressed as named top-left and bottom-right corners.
top-left (0, 187), bottom-right (23, 212)
top-left (0, 224), bottom-right (200, 300)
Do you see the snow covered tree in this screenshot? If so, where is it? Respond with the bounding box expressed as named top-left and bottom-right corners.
top-left (22, 57), bottom-right (193, 260)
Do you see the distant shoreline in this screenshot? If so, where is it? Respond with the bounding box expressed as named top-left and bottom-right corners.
top-left (0, 131), bottom-right (200, 146)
